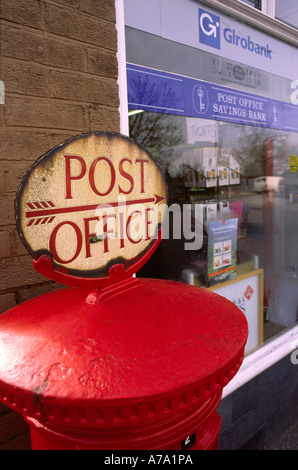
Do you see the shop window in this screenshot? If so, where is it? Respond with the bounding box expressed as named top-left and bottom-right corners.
top-left (129, 108), bottom-right (298, 351)
top-left (125, 0), bottom-right (298, 354)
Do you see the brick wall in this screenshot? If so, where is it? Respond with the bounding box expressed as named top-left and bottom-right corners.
top-left (0, 0), bottom-right (119, 449)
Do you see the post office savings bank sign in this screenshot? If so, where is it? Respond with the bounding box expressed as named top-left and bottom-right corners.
top-left (127, 62), bottom-right (298, 133)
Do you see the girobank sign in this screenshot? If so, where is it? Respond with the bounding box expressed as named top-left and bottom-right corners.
top-left (127, 63), bottom-right (298, 134)
top-left (199, 7), bottom-right (272, 60)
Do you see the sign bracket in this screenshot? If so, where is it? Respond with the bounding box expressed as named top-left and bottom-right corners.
top-left (32, 227), bottom-right (163, 289)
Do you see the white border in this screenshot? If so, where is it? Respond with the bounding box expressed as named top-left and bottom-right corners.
top-left (116, 0), bottom-right (129, 136)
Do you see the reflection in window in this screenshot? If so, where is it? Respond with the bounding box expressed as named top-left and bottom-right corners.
top-left (131, 111), bottom-right (298, 348)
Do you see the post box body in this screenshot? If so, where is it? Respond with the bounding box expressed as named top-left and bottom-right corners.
top-left (0, 277), bottom-right (247, 450)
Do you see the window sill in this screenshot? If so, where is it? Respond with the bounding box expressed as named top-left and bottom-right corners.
top-left (222, 323), bottom-right (298, 398)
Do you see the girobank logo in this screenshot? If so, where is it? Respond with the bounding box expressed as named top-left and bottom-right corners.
top-left (199, 8), bottom-right (220, 50)
top-left (198, 7), bottom-right (273, 60)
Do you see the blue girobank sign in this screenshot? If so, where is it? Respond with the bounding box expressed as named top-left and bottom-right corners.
top-left (198, 7), bottom-right (272, 60)
top-left (127, 63), bottom-right (298, 133)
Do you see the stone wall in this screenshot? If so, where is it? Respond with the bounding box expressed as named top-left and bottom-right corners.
top-left (0, 0), bottom-right (119, 449)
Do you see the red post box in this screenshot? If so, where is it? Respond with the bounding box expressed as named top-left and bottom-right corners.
top-left (0, 132), bottom-right (247, 450)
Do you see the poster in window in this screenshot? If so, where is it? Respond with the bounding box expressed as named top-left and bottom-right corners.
top-left (184, 166), bottom-right (195, 188)
top-left (205, 166), bottom-right (217, 187)
top-left (207, 218), bottom-right (238, 286)
top-left (208, 270), bottom-right (264, 353)
top-left (218, 166), bottom-right (229, 186)
top-left (229, 156), bottom-right (240, 185)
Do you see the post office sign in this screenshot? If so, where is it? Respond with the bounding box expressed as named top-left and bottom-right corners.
top-left (15, 132), bottom-right (167, 279)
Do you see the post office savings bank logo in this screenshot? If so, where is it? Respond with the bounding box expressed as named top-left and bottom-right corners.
top-left (199, 8), bottom-right (221, 50)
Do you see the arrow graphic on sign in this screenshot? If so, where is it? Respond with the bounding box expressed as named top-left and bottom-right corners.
top-left (26, 195), bottom-right (165, 227)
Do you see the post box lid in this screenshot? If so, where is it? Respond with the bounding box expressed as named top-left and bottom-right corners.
top-left (0, 278), bottom-right (247, 429)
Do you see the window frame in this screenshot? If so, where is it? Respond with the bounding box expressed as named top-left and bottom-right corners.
top-left (239, 0), bottom-right (262, 12)
top-left (239, 0), bottom-right (276, 17)
top-left (261, 0), bottom-right (276, 17)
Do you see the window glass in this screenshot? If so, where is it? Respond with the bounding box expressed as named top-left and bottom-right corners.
top-left (130, 109), bottom-right (298, 345)
top-left (275, 0), bottom-right (298, 29)
top-left (125, 12), bottom-right (298, 351)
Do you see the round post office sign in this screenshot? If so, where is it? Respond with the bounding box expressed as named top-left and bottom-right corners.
top-left (15, 132), bottom-right (167, 279)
